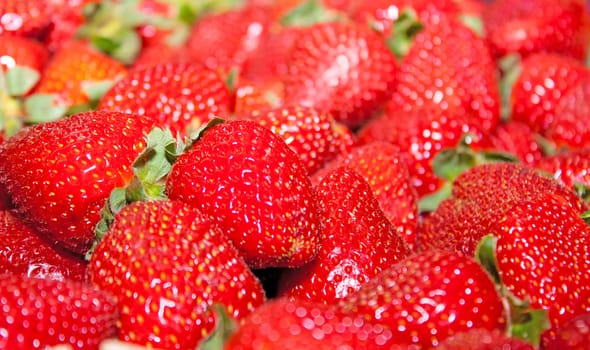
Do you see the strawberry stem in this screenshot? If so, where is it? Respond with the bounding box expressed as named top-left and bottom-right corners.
top-left (386, 8), bottom-right (424, 60)
top-left (198, 304), bottom-right (238, 350)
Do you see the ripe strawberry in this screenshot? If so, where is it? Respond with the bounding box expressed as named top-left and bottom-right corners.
top-left (434, 328), bottom-right (535, 350)
top-left (483, 0), bottom-right (590, 60)
top-left (0, 210), bottom-right (87, 281)
top-left (0, 35), bottom-right (48, 73)
top-left (388, 18), bottom-right (501, 136)
top-left (166, 120), bottom-right (321, 269)
top-left (509, 53), bottom-right (590, 133)
top-left (241, 105), bottom-right (349, 175)
top-left (42, 0), bottom-right (100, 53)
top-left (88, 200), bottom-right (265, 349)
top-left (339, 250), bottom-right (507, 348)
top-left (185, 5), bottom-right (271, 75)
top-left (0, 274), bottom-right (118, 350)
top-left (99, 63), bottom-right (232, 136)
top-left (232, 78), bottom-right (285, 116)
top-left (543, 313), bottom-right (590, 349)
top-left (279, 166), bottom-right (410, 303)
top-left (225, 296), bottom-right (389, 350)
top-left (544, 75), bottom-right (590, 149)
top-left (312, 141), bottom-right (418, 249)
top-left (283, 21), bottom-right (398, 128)
top-left (0, 110), bottom-right (154, 255)
top-left (480, 120), bottom-right (545, 165)
top-left (0, 0), bottom-right (53, 37)
top-left (534, 148), bottom-right (590, 196)
top-left (34, 40), bottom-right (127, 109)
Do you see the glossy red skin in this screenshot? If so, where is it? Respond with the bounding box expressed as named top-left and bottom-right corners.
top-left (283, 22), bottom-right (398, 128)
top-left (545, 76), bottom-right (590, 149)
top-left (493, 192), bottom-right (590, 331)
top-left (225, 297), bottom-right (393, 350)
top-left (483, 0), bottom-right (590, 60)
top-left (0, 210), bottom-right (87, 281)
top-left (166, 120), bottom-right (321, 269)
top-left (243, 106), bottom-right (346, 175)
top-left (312, 142), bottom-right (418, 249)
top-left (534, 148), bottom-right (590, 193)
top-left (433, 328), bottom-right (534, 350)
top-left (420, 162), bottom-right (586, 254)
top-left (0, 35), bottom-right (48, 73)
top-left (510, 53), bottom-right (590, 133)
top-left (0, 274), bottom-right (118, 350)
top-left (35, 41), bottom-right (127, 107)
top-left (99, 63), bottom-right (232, 136)
top-left (280, 167), bottom-right (410, 304)
top-left (42, 0), bottom-right (99, 53)
top-left (88, 200), bottom-right (265, 349)
top-left (0, 0), bottom-right (52, 37)
top-left (340, 250), bottom-right (507, 349)
top-left (186, 5), bottom-right (271, 74)
top-left (480, 121), bottom-right (544, 165)
top-left (357, 108), bottom-right (482, 198)
top-left (543, 313), bottom-right (590, 349)
top-left (0, 111), bottom-right (153, 255)
top-left (349, 0), bottom-right (460, 35)
top-left (388, 19), bottom-right (501, 136)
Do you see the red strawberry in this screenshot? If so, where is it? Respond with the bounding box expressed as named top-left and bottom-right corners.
top-left (312, 141), bottom-right (418, 249)
top-left (339, 250), bottom-right (507, 348)
top-left (0, 0), bottom-right (52, 37)
top-left (283, 21), bottom-right (398, 128)
top-left (509, 53), bottom-right (590, 133)
top-left (185, 5), bottom-right (271, 75)
top-left (434, 328), bottom-right (535, 350)
top-left (0, 35), bottom-right (48, 73)
top-left (483, 0), bottom-right (590, 60)
top-left (0, 210), bottom-right (87, 281)
top-left (42, 0), bottom-right (99, 53)
top-left (388, 18), bottom-right (501, 136)
top-left (544, 75), bottom-right (590, 149)
top-left (225, 296), bottom-right (389, 350)
top-left (35, 40), bottom-right (127, 109)
top-left (166, 120), bottom-right (321, 269)
top-left (0, 110), bottom-right (154, 255)
top-left (543, 313), bottom-right (590, 349)
top-left (232, 78), bottom-right (285, 115)
top-left (88, 200), bottom-right (266, 349)
top-left (534, 148), bottom-right (590, 198)
top-left (0, 274), bottom-right (118, 350)
top-left (279, 166), bottom-right (410, 303)
top-left (242, 105), bottom-right (350, 175)
top-left (480, 120), bottom-right (545, 165)
top-left (99, 63), bottom-right (232, 136)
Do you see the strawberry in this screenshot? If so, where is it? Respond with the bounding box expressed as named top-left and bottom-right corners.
top-left (279, 166), bottom-right (410, 303)
top-left (42, 0), bottom-right (100, 53)
top-left (282, 21), bottom-right (398, 128)
top-left (166, 120), bottom-right (321, 269)
top-left (433, 328), bottom-right (535, 350)
top-left (312, 141), bottom-right (418, 249)
top-left (99, 63), bottom-right (232, 136)
top-left (339, 250), bottom-right (507, 348)
top-left (482, 0), bottom-right (590, 60)
top-left (0, 210), bottom-right (87, 281)
top-left (509, 53), bottom-right (590, 133)
top-left (225, 296), bottom-right (389, 350)
top-left (543, 313), bottom-right (590, 349)
top-left (388, 18), bottom-right (501, 136)
top-left (480, 120), bottom-right (545, 165)
top-left (544, 75), bottom-right (590, 149)
top-left (34, 40), bottom-right (127, 110)
top-left (0, 274), bottom-right (118, 350)
top-left (0, 35), bottom-right (48, 73)
top-left (185, 5), bottom-right (272, 75)
top-left (232, 78), bottom-right (285, 115)
top-left (88, 199), bottom-right (266, 349)
top-left (0, 110), bottom-right (154, 255)
top-left (534, 148), bottom-right (590, 202)
top-left (241, 105), bottom-right (350, 175)
top-left (0, 0), bottom-right (53, 37)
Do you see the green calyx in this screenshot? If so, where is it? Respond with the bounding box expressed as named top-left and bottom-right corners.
top-left (475, 234), bottom-right (551, 347)
top-left (198, 304), bottom-right (238, 350)
top-left (280, 0), bottom-right (346, 27)
top-left (385, 8), bottom-right (424, 60)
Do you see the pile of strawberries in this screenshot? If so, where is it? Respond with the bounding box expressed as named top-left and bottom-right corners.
top-left (2, 0), bottom-right (590, 349)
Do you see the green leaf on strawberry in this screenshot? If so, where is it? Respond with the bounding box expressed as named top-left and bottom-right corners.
top-left (280, 0), bottom-right (344, 27)
top-left (4, 66), bottom-right (40, 97)
top-left (386, 8), bottom-right (424, 60)
top-left (24, 93), bottom-right (68, 124)
top-left (198, 304), bottom-right (238, 350)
